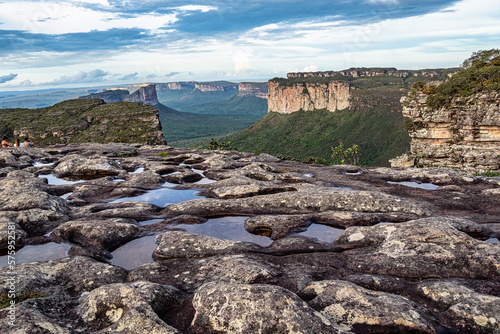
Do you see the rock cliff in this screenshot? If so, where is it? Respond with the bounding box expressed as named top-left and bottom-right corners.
top-left (268, 80), bottom-right (350, 113)
top-left (392, 91), bottom-right (500, 173)
top-left (237, 82), bottom-right (268, 99)
top-left (124, 84), bottom-right (159, 105)
top-left (288, 68), bottom-right (457, 79)
top-left (194, 81), bottom-right (238, 92)
top-left (80, 84), bottom-right (159, 105)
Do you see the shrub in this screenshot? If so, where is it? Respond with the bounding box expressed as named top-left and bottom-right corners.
top-left (331, 140), bottom-right (360, 165)
top-left (207, 138), bottom-right (236, 151)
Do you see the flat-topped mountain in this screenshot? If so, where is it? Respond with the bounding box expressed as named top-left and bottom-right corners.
top-left (79, 84), bottom-right (159, 105)
top-left (0, 99), bottom-right (166, 146)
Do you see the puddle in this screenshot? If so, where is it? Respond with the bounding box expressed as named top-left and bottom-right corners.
top-left (167, 216), bottom-right (273, 247)
top-left (0, 242), bottom-right (71, 267)
top-left (33, 161), bottom-right (55, 167)
top-left (110, 234), bottom-right (159, 270)
top-left (112, 178), bottom-right (126, 182)
top-left (298, 224), bottom-right (344, 243)
top-left (130, 167), bottom-right (144, 174)
top-left (486, 238), bottom-right (499, 243)
top-left (40, 174), bottom-right (85, 185)
top-left (60, 192), bottom-right (73, 199)
top-left (139, 218), bottom-right (165, 226)
top-left (333, 185), bottom-right (354, 190)
top-left (387, 180), bottom-right (440, 190)
top-left (109, 184), bottom-right (203, 207)
top-left (194, 178), bottom-right (217, 185)
top-left (303, 173), bottom-right (314, 178)
top-left (344, 171), bottom-right (362, 175)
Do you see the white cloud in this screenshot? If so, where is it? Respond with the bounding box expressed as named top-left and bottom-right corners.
top-left (0, 1), bottom-right (177, 34)
top-left (232, 49), bottom-right (252, 73)
top-left (366, 0), bottom-right (399, 5)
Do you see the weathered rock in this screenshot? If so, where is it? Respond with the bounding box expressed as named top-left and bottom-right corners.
top-left (0, 256), bottom-right (128, 297)
top-left (53, 154), bottom-right (125, 178)
top-left (128, 254), bottom-right (280, 293)
top-left (165, 187), bottom-right (428, 217)
top-left (301, 280), bottom-right (438, 333)
top-left (415, 279), bottom-right (500, 333)
top-left (71, 201), bottom-right (160, 220)
top-left (208, 183), bottom-right (297, 199)
top-left (165, 170), bottom-right (203, 184)
top-left (189, 282), bottom-right (344, 333)
top-left (77, 281), bottom-right (187, 333)
top-left (153, 230), bottom-right (262, 259)
top-left (334, 217), bottom-right (500, 281)
top-left (395, 91), bottom-right (500, 173)
top-left (245, 214), bottom-right (313, 240)
top-left (0, 217), bottom-right (27, 249)
top-left (50, 218), bottom-right (141, 257)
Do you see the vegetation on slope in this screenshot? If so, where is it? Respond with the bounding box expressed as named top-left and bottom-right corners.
top-left (155, 103), bottom-right (261, 147)
top-left (0, 99), bottom-right (164, 146)
top-left (225, 107), bottom-right (410, 167)
top-left (418, 49), bottom-right (500, 108)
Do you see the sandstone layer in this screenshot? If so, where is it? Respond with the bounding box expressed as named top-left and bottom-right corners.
top-left (392, 91), bottom-right (500, 173)
top-left (268, 80), bottom-right (350, 113)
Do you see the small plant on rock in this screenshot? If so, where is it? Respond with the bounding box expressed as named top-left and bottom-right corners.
top-left (331, 140), bottom-right (360, 165)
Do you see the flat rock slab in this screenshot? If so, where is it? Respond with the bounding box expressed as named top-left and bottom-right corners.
top-left (334, 217), bottom-right (500, 281)
top-left (153, 230), bottom-right (262, 259)
top-left (53, 154), bottom-right (125, 177)
top-left (164, 187), bottom-right (428, 217)
top-left (0, 256), bottom-right (128, 298)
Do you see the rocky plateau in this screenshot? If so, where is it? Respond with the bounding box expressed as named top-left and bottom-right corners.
top-left (0, 143), bottom-right (499, 333)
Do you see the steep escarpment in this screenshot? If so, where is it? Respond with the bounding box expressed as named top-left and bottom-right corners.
top-left (288, 67), bottom-right (457, 79)
top-left (393, 91), bottom-right (500, 173)
top-left (392, 52), bottom-right (500, 173)
top-left (237, 82), bottom-right (268, 99)
top-left (268, 80), bottom-right (350, 113)
top-left (80, 84), bottom-right (159, 105)
top-left (0, 99), bottom-right (166, 146)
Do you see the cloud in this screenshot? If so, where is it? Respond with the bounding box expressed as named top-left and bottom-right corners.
top-left (0, 73), bottom-right (17, 83)
top-left (232, 50), bottom-right (251, 73)
top-left (46, 69), bottom-right (110, 85)
top-left (165, 71), bottom-right (180, 78)
top-left (119, 72), bottom-right (139, 80)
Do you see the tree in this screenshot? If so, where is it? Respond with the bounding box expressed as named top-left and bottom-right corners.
top-left (461, 49), bottom-right (500, 69)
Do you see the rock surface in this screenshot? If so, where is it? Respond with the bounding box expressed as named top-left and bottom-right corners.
top-left (0, 143), bottom-right (498, 334)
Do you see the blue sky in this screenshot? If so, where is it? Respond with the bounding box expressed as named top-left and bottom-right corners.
top-left (0, 0), bottom-right (499, 90)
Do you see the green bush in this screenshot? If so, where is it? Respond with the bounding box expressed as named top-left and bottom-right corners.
top-left (331, 140), bottom-right (360, 165)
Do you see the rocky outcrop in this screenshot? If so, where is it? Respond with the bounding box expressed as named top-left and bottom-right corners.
top-left (80, 84), bottom-right (159, 105)
top-left (78, 89), bottom-right (129, 103)
top-left (194, 81), bottom-right (238, 92)
top-left (288, 67), bottom-right (457, 79)
top-left (0, 143), bottom-right (498, 334)
top-left (268, 80), bottom-right (350, 113)
top-left (392, 91), bottom-right (500, 173)
top-left (124, 84), bottom-right (159, 105)
top-left (237, 82), bottom-right (268, 99)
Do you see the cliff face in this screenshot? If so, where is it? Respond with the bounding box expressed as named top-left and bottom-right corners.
top-left (267, 81), bottom-right (350, 113)
top-left (288, 68), bottom-right (457, 79)
top-left (392, 92), bottom-right (500, 173)
top-left (194, 82), bottom-right (238, 92)
top-left (124, 84), bottom-right (159, 105)
top-left (80, 85), bottom-right (159, 105)
top-left (156, 82), bottom-right (196, 92)
top-left (237, 82), bottom-right (268, 99)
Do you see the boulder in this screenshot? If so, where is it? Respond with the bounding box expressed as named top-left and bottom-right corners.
top-left (301, 280), bottom-right (438, 333)
top-left (0, 256), bottom-right (128, 297)
top-left (189, 282), bottom-right (345, 333)
top-left (77, 282), bottom-right (188, 333)
top-left (53, 154), bottom-right (125, 178)
top-left (50, 218), bottom-right (141, 257)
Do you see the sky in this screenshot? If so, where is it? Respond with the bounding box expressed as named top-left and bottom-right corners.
top-left (0, 0), bottom-right (499, 90)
